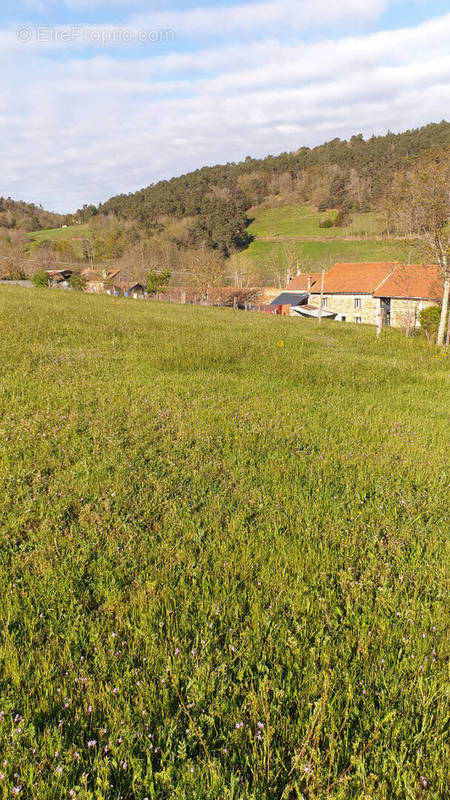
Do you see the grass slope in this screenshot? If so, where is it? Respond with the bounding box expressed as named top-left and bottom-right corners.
top-left (0, 287), bottom-right (448, 799)
top-left (247, 205), bottom-right (384, 239)
top-left (27, 224), bottom-right (90, 255)
top-left (242, 204), bottom-right (413, 273)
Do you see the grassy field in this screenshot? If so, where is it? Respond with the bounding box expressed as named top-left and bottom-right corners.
top-left (241, 204), bottom-right (413, 275)
top-left (0, 287), bottom-right (448, 800)
top-left (247, 206), bottom-right (384, 240)
top-left (243, 239), bottom-right (413, 272)
top-left (27, 224), bottom-right (90, 255)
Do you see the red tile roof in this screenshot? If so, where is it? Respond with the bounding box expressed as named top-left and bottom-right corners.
top-left (286, 272), bottom-right (322, 291)
top-left (374, 264), bottom-right (443, 300)
top-left (310, 262), bottom-right (399, 294)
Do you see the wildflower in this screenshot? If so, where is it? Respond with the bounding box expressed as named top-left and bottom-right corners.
top-left (56, 766), bottom-right (63, 775)
top-left (12, 788), bottom-right (22, 795)
top-left (420, 776), bottom-right (428, 788)
top-left (277, 341), bottom-right (285, 348)
top-left (113, 687), bottom-right (119, 694)
top-left (73, 753), bottom-right (80, 760)
top-left (87, 740), bottom-right (97, 749)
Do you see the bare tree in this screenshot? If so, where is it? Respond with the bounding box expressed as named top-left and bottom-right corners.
top-left (388, 153), bottom-right (450, 346)
top-left (184, 247), bottom-right (225, 302)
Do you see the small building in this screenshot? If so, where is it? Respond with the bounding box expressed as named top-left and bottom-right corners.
top-left (115, 282), bottom-right (146, 299)
top-left (81, 268), bottom-right (121, 294)
top-left (46, 269), bottom-right (73, 288)
top-left (270, 291), bottom-right (308, 315)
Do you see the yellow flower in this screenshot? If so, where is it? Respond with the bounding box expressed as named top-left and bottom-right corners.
top-left (277, 340), bottom-right (285, 348)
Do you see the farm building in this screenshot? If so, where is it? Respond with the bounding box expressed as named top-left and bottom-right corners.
top-left (286, 263), bottom-right (443, 328)
top-left (114, 282), bottom-right (146, 298)
top-left (270, 291), bottom-right (308, 315)
top-left (373, 264), bottom-right (443, 328)
top-left (81, 268), bottom-right (121, 294)
top-left (46, 269), bottom-right (73, 287)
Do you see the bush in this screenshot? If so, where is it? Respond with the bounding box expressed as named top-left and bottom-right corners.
top-left (31, 270), bottom-right (49, 288)
top-left (419, 305), bottom-right (444, 342)
top-left (146, 269), bottom-right (171, 296)
top-left (333, 209), bottom-right (351, 227)
top-left (69, 272), bottom-right (87, 291)
top-left (319, 219), bottom-right (333, 229)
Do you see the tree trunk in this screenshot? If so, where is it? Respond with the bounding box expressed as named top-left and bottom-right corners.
top-left (318, 269), bottom-right (325, 326)
top-left (437, 276), bottom-right (449, 346)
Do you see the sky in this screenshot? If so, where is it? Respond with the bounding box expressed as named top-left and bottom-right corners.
top-left (1, 0), bottom-right (449, 212)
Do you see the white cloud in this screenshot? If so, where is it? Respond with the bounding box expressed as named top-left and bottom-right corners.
top-left (0, 11), bottom-right (449, 211)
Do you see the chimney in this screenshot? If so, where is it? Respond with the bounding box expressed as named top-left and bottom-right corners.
top-left (102, 269), bottom-right (107, 279)
top-left (307, 276), bottom-right (311, 293)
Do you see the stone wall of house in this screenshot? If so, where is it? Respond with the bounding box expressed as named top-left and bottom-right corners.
top-left (390, 299), bottom-right (436, 328)
top-left (309, 293), bottom-right (378, 325)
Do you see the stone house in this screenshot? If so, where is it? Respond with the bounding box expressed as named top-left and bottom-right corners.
top-left (285, 262), bottom-right (443, 328)
top-left (81, 268), bottom-right (121, 293)
top-left (373, 264), bottom-right (443, 328)
top-left (307, 262), bottom-right (399, 325)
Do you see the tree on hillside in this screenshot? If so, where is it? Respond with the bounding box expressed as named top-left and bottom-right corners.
top-left (388, 153), bottom-right (450, 346)
top-left (190, 196), bottom-right (251, 256)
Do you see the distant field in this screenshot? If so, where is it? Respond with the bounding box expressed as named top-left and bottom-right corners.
top-left (27, 223), bottom-right (90, 255)
top-left (243, 238), bottom-right (413, 271)
top-left (247, 204), bottom-right (384, 239)
top-left (0, 287), bottom-right (448, 799)
top-left (241, 203), bottom-right (412, 276)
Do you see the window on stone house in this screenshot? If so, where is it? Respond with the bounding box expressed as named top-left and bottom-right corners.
top-left (322, 298), bottom-right (327, 308)
top-left (354, 298), bottom-right (361, 309)
top-left (354, 316), bottom-right (361, 324)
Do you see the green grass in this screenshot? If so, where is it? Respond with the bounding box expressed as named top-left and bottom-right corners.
top-left (241, 204), bottom-right (415, 275)
top-left (247, 205), bottom-right (384, 240)
top-left (243, 239), bottom-right (414, 271)
top-left (27, 224), bottom-right (90, 254)
top-left (0, 287), bottom-right (448, 799)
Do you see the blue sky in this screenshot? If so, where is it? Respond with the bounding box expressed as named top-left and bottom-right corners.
top-left (1, 1), bottom-right (449, 211)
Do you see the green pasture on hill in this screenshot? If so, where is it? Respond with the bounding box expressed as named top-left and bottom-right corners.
top-left (240, 203), bottom-right (414, 274)
top-left (27, 224), bottom-right (90, 255)
top-left (247, 205), bottom-right (384, 240)
top-left (0, 287), bottom-right (448, 799)
top-left (242, 238), bottom-right (413, 271)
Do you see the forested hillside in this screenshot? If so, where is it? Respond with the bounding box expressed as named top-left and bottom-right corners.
top-left (88, 121), bottom-right (450, 254)
top-left (2, 121), bottom-right (449, 286)
top-left (0, 197), bottom-right (65, 232)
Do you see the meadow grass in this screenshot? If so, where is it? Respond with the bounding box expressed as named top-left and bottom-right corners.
top-left (242, 239), bottom-right (413, 272)
top-left (246, 206), bottom-right (384, 240)
top-left (0, 287), bottom-right (448, 800)
top-left (27, 225), bottom-right (90, 256)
